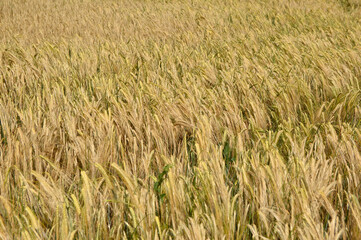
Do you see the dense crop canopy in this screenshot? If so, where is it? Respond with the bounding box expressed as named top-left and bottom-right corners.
top-left (0, 0), bottom-right (360, 239)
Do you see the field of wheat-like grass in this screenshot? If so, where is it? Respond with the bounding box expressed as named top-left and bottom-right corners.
top-left (0, 0), bottom-right (361, 239)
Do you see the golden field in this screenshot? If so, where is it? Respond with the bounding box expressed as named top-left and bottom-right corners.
top-left (0, 0), bottom-right (361, 239)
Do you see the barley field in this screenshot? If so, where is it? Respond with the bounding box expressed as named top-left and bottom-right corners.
top-left (0, 0), bottom-right (361, 239)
